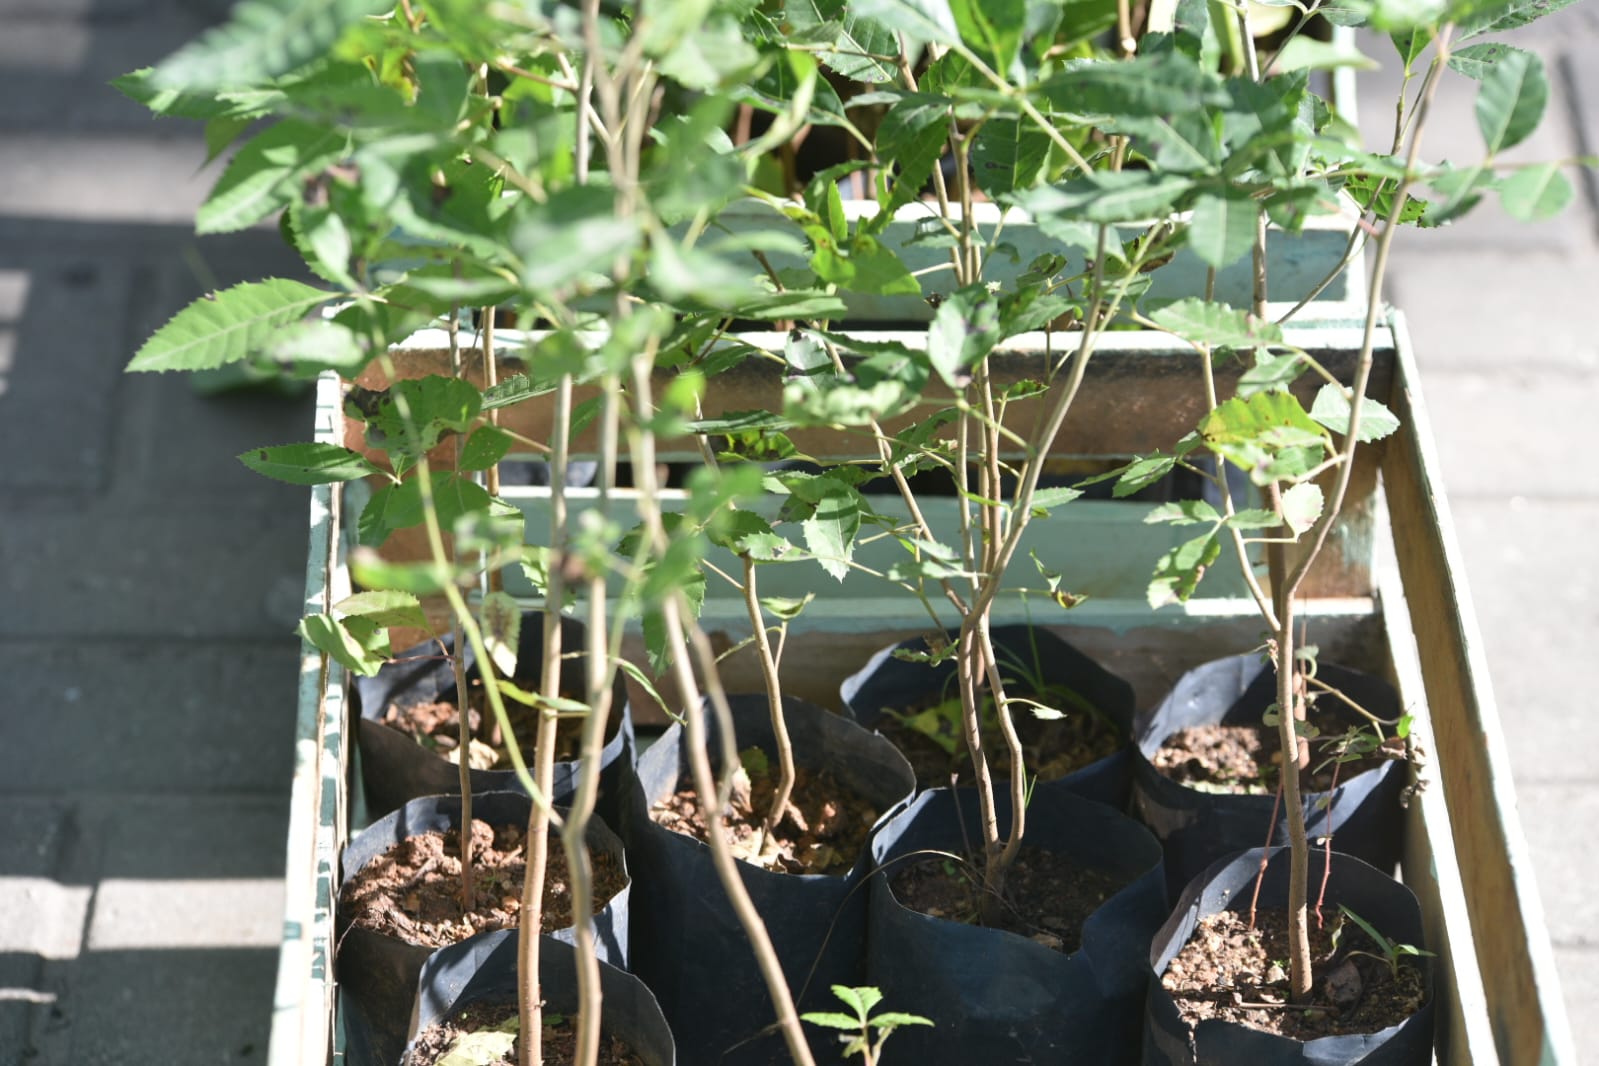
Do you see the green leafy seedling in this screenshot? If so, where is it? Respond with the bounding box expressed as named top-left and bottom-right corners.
top-left (1335, 906), bottom-right (1435, 981)
top-left (802, 985), bottom-right (932, 1066)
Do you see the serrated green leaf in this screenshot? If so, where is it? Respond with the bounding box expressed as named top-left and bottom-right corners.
top-left (1029, 486), bottom-right (1083, 515)
top-left (1187, 189), bottom-right (1258, 269)
top-left (1225, 508), bottom-right (1282, 529)
top-left (333, 589), bottom-right (427, 628)
top-left (1308, 385), bottom-right (1401, 442)
top-left (458, 426), bottom-right (514, 471)
top-left (1150, 298), bottom-right (1283, 349)
top-left (361, 376), bottom-right (483, 459)
top-left (1148, 530), bottom-right (1221, 607)
top-left (970, 118), bottom-right (1050, 198)
top-left (1448, 41), bottom-right (1519, 81)
top-left (238, 442), bottom-right (381, 484)
top-left (1271, 37), bottom-right (1378, 71)
top-left (928, 285), bottom-right (1001, 387)
top-left (950, 0), bottom-right (1027, 73)
top-left (1499, 162), bottom-right (1573, 220)
top-left (128, 279), bottom-right (330, 373)
top-left (1201, 392), bottom-right (1330, 483)
top-left (1238, 353), bottom-right (1305, 396)
top-left (872, 1011), bottom-right (936, 1028)
top-left (1041, 51), bottom-right (1222, 117)
top-left (1475, 47), bottom-right (1547, 154)
top-left (299, 612), bottom-right (384, 676)
top-left (349, 550), bottom-right (453, 595)
top-left (1021, 171), bottom-right (1195, 224)
top-left (1146, 499), bottom-right (1221, 525)
top-left (785, 0), bottom-right (901, 82)
top-left (151, 0), bottom-right (393, 90)
top-left (1281, 482), bottom-right (1324, 535)
top-left (849, 0), bottom-right (962, 47)
top-left (1453, 0), bottom-right (1581, 38)
top-left (480, 590), bottom-right (521, 678)
top-left (794, 476), bottom-right (863, 582)
top-left (197, 120), bottom-right (345, 234)
top-left (801, 1012), bottom-right (862, 1031)
top-left (832, 985), bottom-right (883, 1016)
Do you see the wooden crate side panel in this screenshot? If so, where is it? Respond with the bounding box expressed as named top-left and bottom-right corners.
top-left (1376, 550), bottom-right (1500, 1066)
top-left (1380, 317), bottom-right (1575, 1066)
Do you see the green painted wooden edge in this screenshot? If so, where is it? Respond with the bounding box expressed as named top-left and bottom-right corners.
top-left (267, 371), bottom-right (347, 1066)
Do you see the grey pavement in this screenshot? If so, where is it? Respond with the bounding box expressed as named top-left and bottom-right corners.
top-left (1, 3), bottom-right (1596, 1064)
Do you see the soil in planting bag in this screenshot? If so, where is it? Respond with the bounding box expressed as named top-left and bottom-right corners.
top-left (1144, 847), bottom-right (1435, 1066)
top-left (337, 791), bottom-right (630, 1066)
top-left (864, 784), bottom-right (1167, 1066)
top-left (405, 930), bottom-right (675, 1066)
top-left (1132, 654), bottom-right (1407, 900)
top-left (839, 624), bottom-right (1136, 808)
top-left (353, 611), bottom-right (634, 825)
top-left (625, 694), bottom-right (915, 1066)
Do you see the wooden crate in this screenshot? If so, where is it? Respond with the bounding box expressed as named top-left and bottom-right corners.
top-left (268, 202), bottom-right (1572, 1064)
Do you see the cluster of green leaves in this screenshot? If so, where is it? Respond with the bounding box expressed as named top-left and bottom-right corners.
top-left (120, 0), bottom-right (1585, 676)
top-left (802, 985), bottom-right (933, 1065)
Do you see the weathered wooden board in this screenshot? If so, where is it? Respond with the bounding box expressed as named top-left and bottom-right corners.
top-left (1379, 314), bottom-right (1577, 1066)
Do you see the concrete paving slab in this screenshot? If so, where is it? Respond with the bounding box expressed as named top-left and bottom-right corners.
top-left (0, 643), bottom-right (298, 796)
top-left (1518, 781), bottom-right (1599, 948)
top-left (0, 257), bottom-right (129, 491)
top-left (0, 510), bottom-right (309, 639)
top-left (0, 133), bottom-right (215, 224)
top-left (29, 946), bottom-right (276, 1066)
top-left (80, 794), bottom-right (290, 883)
top-left (0, 801), bottom-right (75, 1056)
top-left (1388, 249), bottom-right (1599, 373)
top-left (1449, 499), bottom-right (1599, 784)
top-left (1402, 369), bottom-right (1599, 499)
top-left (1553, 945), bottom-right (1599, 1055)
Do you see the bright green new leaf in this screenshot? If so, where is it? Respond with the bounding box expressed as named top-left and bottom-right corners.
top-left (1200, 392), bottom-right (1329, 483)
top-left (762, 593), bottom-right (815, 621)
top-left (1309, 384), bottom-right (1401, 442)
top-left (832, 985), bottom-right (884, 1017)
top-left (480, 590), bottom-right (521, 678)
top-left (1500, 162), bottom-right (1573, 221)
top-left (299, 613), bottom-right (384, 677)
top-left (1271, 37), bottom-right (1378, 71)
top-left (238, 442), bottom-right (382, 484)
top-left (1238, 353), bottom-right (1305, 396)
top-left (1475, 48), bottom-right (1547, 154)
top-left (150, 0), bottom-right (392, 89)
top-left (1150, 298), bottom-right (1283, 349)
top-left (949, 0), bottom-right (1027, 72)
top-left (802, 1012), bottom-right (862, 1031)
top-left (1280, 482), bottom-right (1325, 535)
top-left (1188, 189), bottom-right (1258, 269)
top-left (333, 590), bottom-right (427, 629)
top-left (850, 0), bottom-right (962, 48)
top-left (128, 278), bottom-right (329, 373)
top-left (1145, 499), bottom-right (1221, 526)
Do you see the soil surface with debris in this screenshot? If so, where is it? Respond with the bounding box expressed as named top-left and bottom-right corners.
top-left (877, 690), bottom-right (1123, 791)
top-left (380, 681), bottom-right (609, 772)
top-left (1161, 908), bottom-right (1427, 1039)
top-left (341, 819), bottom-right (627, 947)
top-left (889, 847), bottom-right (1130, 954)
top-left (405, 1000), bottom-right (645, 1066)
top-left (1151, 711), bottom-right (1398, 795)
top-left (650, 760), bottom-right (879, 876)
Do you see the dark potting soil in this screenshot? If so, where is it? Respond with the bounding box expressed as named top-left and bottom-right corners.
top-left (405, 1000), bottom-right (644, 1066)
top-left (1161, 908), bottom-right (1427, 1040)
top-left (888, 846), bottom-right (1130, 954)
top-left (1151, 716), bottom-right (1398, 795)
top-left (380, 683), bottom-right (601, 772)
top-left (341, 819), bottom-right (627, 947)
top-left (878, 692), bottom-right (1122, 791)
top-left (650, 762), bottom-right (879, 876)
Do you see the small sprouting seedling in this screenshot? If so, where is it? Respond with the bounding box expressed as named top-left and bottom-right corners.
top-left (1334, 906), bottom-right (1435, 981)
top-left (802, 985), bottom-right (932, 1066)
